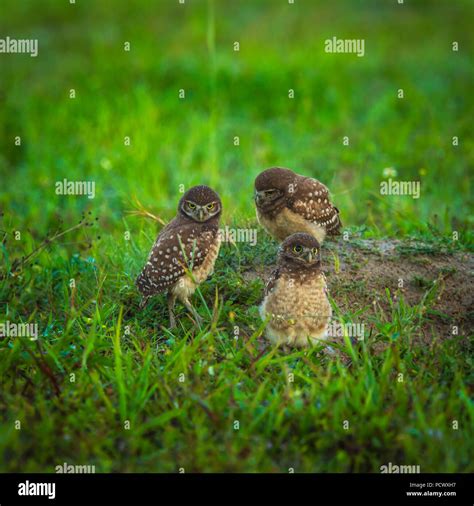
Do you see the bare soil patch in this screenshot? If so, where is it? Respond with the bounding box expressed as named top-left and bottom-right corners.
top-left (242, 239), bottom-right (474, 343)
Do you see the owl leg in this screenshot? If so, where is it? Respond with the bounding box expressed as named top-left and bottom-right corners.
top-left (167, 292), bottom-right (177, 329)
top-left (183, 297), bottom-right (203, 328)
top-left (139, 295), bottom-right (150, 309)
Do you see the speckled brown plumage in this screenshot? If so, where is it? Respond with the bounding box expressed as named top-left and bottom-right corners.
top-left (260, 233), bottom-right (332, 348)
top-left (136, 185), bottom-right (222, 328)
top-left (254, 167), bottom-right (341, 243)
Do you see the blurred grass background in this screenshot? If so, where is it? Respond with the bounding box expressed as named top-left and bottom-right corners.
top-left (0, 0), bottom-right (472, 239)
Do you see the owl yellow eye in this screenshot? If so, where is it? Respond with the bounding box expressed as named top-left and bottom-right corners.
top-left (187, 202), bottom-right (196, 209)
top-left (206, 203), bottom-right (215, 210)
top-left (293, 245), bottom-right (303, 254)
top-left (312, 248), bottom-right (318, 255)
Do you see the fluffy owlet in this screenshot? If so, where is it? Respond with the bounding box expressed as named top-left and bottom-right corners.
top-left (136, 185), bottom-right (222, 328)
top-left (259, 233), bottom-right (332, 348)
top-left (254, 167), bottom-right (341, 243)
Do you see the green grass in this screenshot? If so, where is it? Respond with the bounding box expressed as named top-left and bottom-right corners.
top-left (0, 0), bottom-right (473, 472)
top-left (1, 232), bottom-right (473, 472)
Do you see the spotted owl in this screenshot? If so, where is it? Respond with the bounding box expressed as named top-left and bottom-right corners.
top-left (259, 233), bottom-right (332, 348)
top-left (136, 185), bottom-right (222, 328)
top-left (254, 167), bottom-right (341, 243)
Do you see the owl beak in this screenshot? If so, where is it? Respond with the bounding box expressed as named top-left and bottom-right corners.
top-left (198, 208), bottom-right (205, 221)
top-left (306, 251), bottom-right (314, 263)
top-left (254, 191), bottom-right (264, 206)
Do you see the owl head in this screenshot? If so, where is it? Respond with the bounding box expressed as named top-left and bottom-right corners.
top-left (279, 233), bottom-right (321, 267)
top-left (179, 185), bottom-right (222, 222)
top-left (254, 167), bottom-right (296, 210)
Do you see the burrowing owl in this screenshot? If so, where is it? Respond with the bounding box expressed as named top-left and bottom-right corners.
top-left (260, 233), bottom-right (332, 348)
top-left (136, 185), bottom-right (222, 328)
top-left (254, 167), bottom-right (341, 243)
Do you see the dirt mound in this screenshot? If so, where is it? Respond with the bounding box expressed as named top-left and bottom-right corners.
top-left (242, 239), bottom-right (473, 344)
